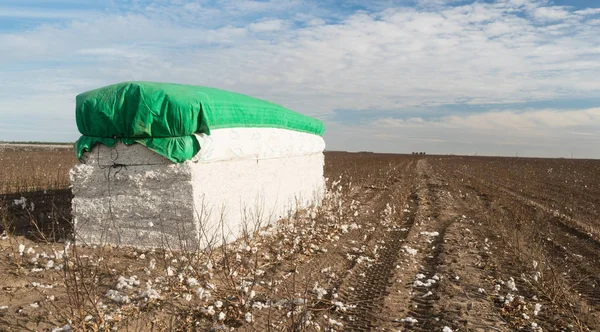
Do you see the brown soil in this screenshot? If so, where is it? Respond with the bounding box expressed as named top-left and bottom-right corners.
top-left (0, 149), bottom-right (599, 331)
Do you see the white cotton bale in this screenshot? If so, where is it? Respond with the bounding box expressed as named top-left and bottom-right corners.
top-left (193, 128), bottom-right (326, 162)
top-left (81, 143), bottom-right (172, 166)
top-left (70, 128), bottom-right (325, 250)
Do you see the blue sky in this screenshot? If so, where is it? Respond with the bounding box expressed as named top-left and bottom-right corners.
top-left (1, 0), bottom-right (600, 158)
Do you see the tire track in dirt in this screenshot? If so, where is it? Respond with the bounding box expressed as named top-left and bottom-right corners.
top-left (404, 225), bottom-right (453, 331)
top-left (245, 191), bottom-right (390, 331)
top-left (337, 190), bottom-right (419, 331)
top-left (399, 160), bottom-right (455, 331)
top-left (240, 159), bottom-right (418, 331)
top-left (398, 159), bottom-right (514, 332)
top-left (338, 159), bottom-right (463, 331)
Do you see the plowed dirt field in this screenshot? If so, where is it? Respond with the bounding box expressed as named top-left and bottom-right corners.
top-left (1, 148), bottom-right (599, 331)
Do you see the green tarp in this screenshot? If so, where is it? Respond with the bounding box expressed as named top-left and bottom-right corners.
top-left (75, 81), bottom-right (325, 162)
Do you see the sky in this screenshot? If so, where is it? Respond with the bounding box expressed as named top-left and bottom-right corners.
top-left (1, 0), bottom-right (599, 158)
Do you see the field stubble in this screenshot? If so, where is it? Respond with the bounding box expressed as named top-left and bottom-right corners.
top-left (0, 147), bottom-right (599, 331)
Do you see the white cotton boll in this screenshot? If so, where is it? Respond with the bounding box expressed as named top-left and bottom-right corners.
top-left (332, 301), bottom-right (345, 311)
top-left (245, 312), bottom-right (253, 322)
top-left (404, 247), bottom-right (417, 255)
top-left (400, 317), bottom-right (418, 324)
top-left (413, 279), bottom-right (437, 287)
top-left (507, 278), bottom-right (518, 292)
top-left (167, 266), bottom-right (175, 276)
top-left (26, 247), bottom-right (35, 255)
top-left (442, 327), bottom-right (453, 332)
top-left (140, 286), bottom-right (160, 301)
top-left (218, 312), bottom-right (226, 321)
top-left (116, 276), bottom-right (140, 290)
top-left (187, 277), bottom-right (199, 287)
top-left (328, 318), bottom-right (343, 327)
top-left (105, 289), bottom-right (130, 304)
top-left (149, 259), bottom-right (156, 270)
top-left (18, 244), bottom-right (25, 256)
top-left (46, 260), bottom-right (54, 269)
top-left (196, 287), bottom-right (211, 301)
top-left (205, 306), bottom-right (215, 316)
top-left (340, 225), bottom-right (349, 234)
top-left (312, 282), bottom-right (327, 300)
top-left (51, 325), bottom-right (71, 332)
top-left (63, 241), bottom-right (71, 255)
top-left (534, 303), bottom-right (542, 316)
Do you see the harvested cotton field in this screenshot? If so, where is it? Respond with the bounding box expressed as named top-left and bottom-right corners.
top-left (0, 144), bottom-right (74, 195)
top-left (1, 148), bottom-right (600, 331)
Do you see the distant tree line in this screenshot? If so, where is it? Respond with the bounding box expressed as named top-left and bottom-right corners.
top-left (411, 152), bottom-right (426, 155)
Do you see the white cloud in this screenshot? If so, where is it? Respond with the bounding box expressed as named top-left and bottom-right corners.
top-left (77, 48), bottom-right (141, 58)
top-left (531, 6), bottom-right (571, 21)
top-left (3, 1), bottom-right (599, 110)
top-left (574, 8), bottom-right (600, 16)
top-left (305, 18), bottom-right (326, 26)
top-left (0, 6), bottom-right (96, 19)
top-left (416, 0), bottom-right (464, 8)
top-left (375, 108), bottom-right (600, 130)
top-left (249, 19), bottom-right (285, 32)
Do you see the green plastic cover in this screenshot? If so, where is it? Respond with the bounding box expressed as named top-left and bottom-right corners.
top-left (75, 81), bottom-right (325, 163)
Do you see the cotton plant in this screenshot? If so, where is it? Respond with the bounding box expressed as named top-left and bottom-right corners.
top-left (73, 171), bottom-right (356, 329)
